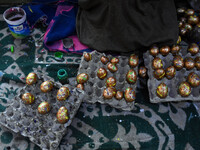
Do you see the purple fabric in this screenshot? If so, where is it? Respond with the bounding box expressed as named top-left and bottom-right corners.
top-left (43, 1), bottom-right (91, 54)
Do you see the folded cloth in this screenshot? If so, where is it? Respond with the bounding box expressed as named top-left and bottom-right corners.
top-left (22, 3), bottom-right (57, 27)
top-left (77, 0), bottom-right (179, 53)
top-left (43, 1), bottom-right (91, 53)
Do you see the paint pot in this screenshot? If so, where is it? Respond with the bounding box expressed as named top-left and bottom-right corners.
top-left (57, 69), bottom-right (69, 84)
top-left (3, 7), bottom-right (30, 39)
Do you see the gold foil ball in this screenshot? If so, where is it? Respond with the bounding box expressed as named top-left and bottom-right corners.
top-left (40, 81), bottom-right (53, 93)
top-left (173, 55), bottom-right (184, 70)
top-left (115, 91), bottom-right (123, 100)
top-left (84, 53), bottom-right (91, 62)
top-left (97, 68), bottom-right (107, 79)
top-left (185, 9), bottom-right (195, 16)
top-left (184, 57), bottom-right (195, 70)
top-left (101, 56), bottom-right (109, 65)
top-left (124, 87), bottom-right (136, 102)
top-left (178, 82), bottom-right (191, 97)
top-left (38, 101), bottom-right (50, 114)
top-left (126, 69), bottom-right (137, 84)
top-left (152, 57), bottom-right (163, 70)
top-left (107, 63), bottom-right (118, 73)
top-left (57, 87), bottom-right (70, 101)
top-left (57, 106), bottom-right (69, 124)
top-left (139, 66), bottom-right (147, 78)
top-left (171, 45), bottom-right (181, 55)
top-left (156, 83), bottom-right (168, 98)
top-left (165, 66), bottom-right (176, 79)
top-left (149, 45), bottom-right (159, 57)
top-left (77, 84), bottom-right (84, 90)
top-left (106, 77), bottom-right (116, 87)
top-left (26, 72), bottom-right (37, 85)
top-left (195, 56), bottom-right (200, 70)
top-left (188, 43), bottom-right (199, 55)
top-left (160, 46), bottom-right (170, 56)
top-left (129, 54), bottom-right (139, 68)
top-left (103, 87), bottom-right (116, 99)
top-left (153, 68), bottom-right (165, 80)
top-left (76, 73), bottom-right (89, 84)
top-left (21, 93), bottom-right (35, 104)
top-left (110, 57), bottom-right (119, 64)
top-left (187, 72), bottom-right (200, 87)
top-left (188, 16), bottom-right (199, 25)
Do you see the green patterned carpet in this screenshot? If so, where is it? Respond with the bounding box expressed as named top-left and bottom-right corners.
top-left (0, 7), bottom-right (200, 150)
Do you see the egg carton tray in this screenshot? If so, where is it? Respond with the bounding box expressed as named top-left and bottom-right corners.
top-left (0, 73), bottom-right (84, 150)
top-left (76, 50), bottom-right (138, 111)
top-left (143, 41), bottom-right (200, 103)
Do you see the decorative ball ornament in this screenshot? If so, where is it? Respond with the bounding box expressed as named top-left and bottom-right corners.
top-left (26, 73), bottom-right (37, 85)
top-left (178, 82), bottom-right (191, 97)
top-left (57, 87), bottom-right (70, 101)
top-left (38, 102), bottom-right (51, 114)
top-left (57, 106), bottom-right (69, 124)
top-left (84, 53), bottom-right (91, 61)
top-left (156, 83), bottom-right (168, 98)
top-left (40, 81), bottom-right (53, 93)
top-left (76, 73), bottom-right (89, 84)
top-left (21, 93), bottom-right (35, 104)
top-left (129, 54), bottom-right (139, 68)
top-left (97, 68), bottom-right (107, 79)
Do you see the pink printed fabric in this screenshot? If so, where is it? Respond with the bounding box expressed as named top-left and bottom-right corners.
top-left (43, 1), bottom-right (91, 54)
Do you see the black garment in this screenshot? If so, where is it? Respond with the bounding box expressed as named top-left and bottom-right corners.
top-left (76, 0), bottom-right (179, 53)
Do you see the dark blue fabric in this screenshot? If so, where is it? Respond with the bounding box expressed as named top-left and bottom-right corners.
top-left (46, 4), bottom-right (78, 43)
top-left (22, 4), bottom-right (57, 27)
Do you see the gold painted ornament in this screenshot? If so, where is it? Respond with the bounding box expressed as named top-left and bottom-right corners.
top-left (107, 63), bottom-right (118, 73)
top-left (187, 72), bottom-right (200, 87)
top-left (160, 46), bottom-right (170, 56)
top-left (84, 53), bottom-right (91, 61)
top-left (97, 68), bottom-right (107, 79)
top-left (38, 101), bottom-right (50, 114)
top-left (26, 72), bottom-right (37, 85)
top-left (165, 66), bottom-right (176, 79)
top-left (126, 69), bottom-right (137, 84)
top-left (178, 82), bottom-right (191, 97)
top-left (173, 55), bottom-right (184, 70)
top-left (115, 91), bottom-right (123, 100)
top-left (149, 45), bottom-right (159, 57)
top-left (129, 54), bottom-right (139, 68)
top-left (106, 77), bottom-right (116, 87)
top-left (153, 68), bottom-right (165, 80)
top-left (103, 87), bottom-right (116, 99)
top-left (21, 93), bottom-right (35, 104)
top-left (195, 56), bottom-right (200, 70)
top-left (57, 87), bottom-right (70, 101)
top-left (77, 84), bottom-right (84, 90)
top-left (152, 57), bottom-right (163, 70)
top-left (138, 66), bottom-right (147, 78)
top-left (188, 43), bottom-right (199, 55)
top-left (57, 106), bottom-right (69, 124)
top-left (40, 81), bottom-right (53, 93)
top-left (156, 83), bottom-right (168, 98)
top-left (110, 57), bottom-right (119, 64)
top-left (184, 57), bottom-right (195, 70)
top-left (171, 45), bottom-right (181, 55)
top-left (101, 56), bottom-right (109, 65)
top-left (124, 87), bottom-right (136, 102)
top-left (76, 73), bottom-right (89, 84)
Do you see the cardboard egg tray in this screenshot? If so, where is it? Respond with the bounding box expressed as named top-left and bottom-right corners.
top-left (76, 50), bottom-right (138, 111)
top-left (0, 73), bottom-right (84, 150)
top-left (143, 41), bottom-right (200, 103)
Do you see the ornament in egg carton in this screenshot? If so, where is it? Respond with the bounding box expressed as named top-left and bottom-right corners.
top-left (143, 41), bottom-right (200, 103)
top-left (76, 50), bottom-right (147, 111)
top-left (0, 72), bottom-right (84, 150)
top-left (177, 8), bottom-right (200, 43)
